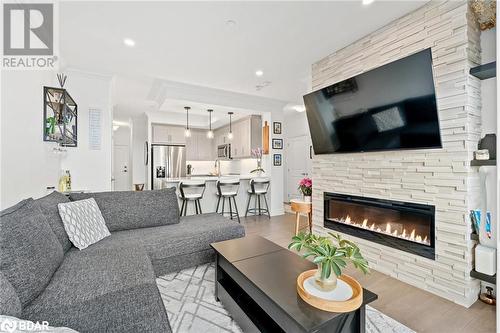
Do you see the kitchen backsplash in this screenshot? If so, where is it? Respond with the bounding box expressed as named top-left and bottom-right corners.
top-left (187, 159), bottom-right (259, 175)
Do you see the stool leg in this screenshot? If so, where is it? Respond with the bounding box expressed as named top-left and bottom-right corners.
top-left (195, 200), bottom-right (199, 215)
top-left (221, 197), bottom-right (225, 217)
top-left (180, 200), bottom-right (185, 217)
top-left (308, 212), bottom-right (312, 233)
top-left (254, 195), bottom-right (258, 216)
top-left (198, 200), bottom-right (203, 214)
top-left (295, 212), bottom-right (300, 236)
top-left (216, 196), bottom-right (221, 213)
top-left (245, 194), bottom-right (251, 217)
top-left (257, 195), bottom-right (261, 215)
top-left (183, 201), bottom-right (188, 216)
top-left (228, 197), bottom-right (233, 220)
top-left (232, 197), bottom-right (240, 223)
top-left (263, 194), bottom-right (271, 219)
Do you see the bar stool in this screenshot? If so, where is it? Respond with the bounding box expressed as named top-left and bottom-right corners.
top-left (246, 178), bottom-right (270, 218)
top-left (178, 180), bottom-right (206, 216)
top-left (216, 178), bottom-right (240, 223)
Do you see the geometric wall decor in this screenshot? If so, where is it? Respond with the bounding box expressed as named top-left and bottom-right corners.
top-left (43, 85), bottom-right (77, 147)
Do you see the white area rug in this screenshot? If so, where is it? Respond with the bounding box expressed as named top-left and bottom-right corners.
top-left (157, 263), bottom-right (415, 333)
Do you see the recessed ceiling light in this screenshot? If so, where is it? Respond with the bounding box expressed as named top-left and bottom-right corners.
top-left (293, 105), bottom-right (306, 113)
top-left (225, 19), bottom-right (237, 26)
top-left (123, 38), bottom-right (136, 47)
top-left (255, 70), bottom-right (264, 77)
top-left (362, 0), bottom-right (374, 5)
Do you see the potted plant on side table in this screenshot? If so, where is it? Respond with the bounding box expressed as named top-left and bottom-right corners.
top-left (298, 177), bottom-right (312, 202)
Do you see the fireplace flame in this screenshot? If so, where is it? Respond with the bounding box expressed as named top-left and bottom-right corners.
top-left (333, 216), bottom-right (430, 246)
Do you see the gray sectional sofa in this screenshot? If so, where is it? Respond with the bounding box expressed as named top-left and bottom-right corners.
top-left (0, 188), bottom-right (245, 332)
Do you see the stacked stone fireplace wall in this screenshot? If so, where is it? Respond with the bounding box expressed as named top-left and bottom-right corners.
top-left (311, 1), bottom-right (482, 307)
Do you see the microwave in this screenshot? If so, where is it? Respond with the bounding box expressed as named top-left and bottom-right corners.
top-left (217, 144), bottom-right (231, 159)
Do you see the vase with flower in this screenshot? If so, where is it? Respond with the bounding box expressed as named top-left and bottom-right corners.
top-left (250, 148), bottom-right (265, 176)
top-left (298, 177), bottom-right (312, 202)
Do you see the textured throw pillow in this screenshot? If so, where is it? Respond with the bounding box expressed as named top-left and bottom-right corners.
top-left (58, 198), bottom-right (111, 250)
top-left (35, 191), bottom-right (73, 252)
top-left (69, 188), bottom-right (180, 232)
top-left (0, 199), bottom-right (64, 307)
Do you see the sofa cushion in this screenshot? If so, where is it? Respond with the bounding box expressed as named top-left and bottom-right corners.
top-left (35, 191), bottom-right (73, 252)
top-left (69, 188), bottom-right (180, 232)
top-left (58, 198), bottom-right (111, 250)
top-left (22, 248), bottom-right (171, 333)
top-left (86, 213), bottom-right (245, 274)
top-left (0, 272), bottom-right (21, 317)
top-left (0, 199), bottom-right (64, 307)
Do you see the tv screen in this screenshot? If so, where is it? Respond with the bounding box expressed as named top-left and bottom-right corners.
top-left (303, 48), bottom-right (442, 154)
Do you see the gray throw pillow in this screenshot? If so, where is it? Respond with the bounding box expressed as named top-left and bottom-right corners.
top-left (0, 272), bottom-right (21, 317)
top-left (69, 188), bottom-right (180, 232)
top-left (0, 199), bottom-right (64, 307)
top-left (35, 191), bottom-right (72, 252)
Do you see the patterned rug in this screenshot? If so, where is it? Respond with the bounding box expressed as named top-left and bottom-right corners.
top-left (157, 264), bottom-right (415, 333)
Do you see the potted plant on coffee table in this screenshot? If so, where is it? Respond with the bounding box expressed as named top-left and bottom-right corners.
top-left (288, 232), bottom-right (369, 291)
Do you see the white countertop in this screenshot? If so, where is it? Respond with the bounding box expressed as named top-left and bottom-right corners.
top-left (164, 174), bottom-right (260, 182)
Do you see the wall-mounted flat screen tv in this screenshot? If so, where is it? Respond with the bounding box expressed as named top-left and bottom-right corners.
top-left (303, 48), bottom-right (441, 154)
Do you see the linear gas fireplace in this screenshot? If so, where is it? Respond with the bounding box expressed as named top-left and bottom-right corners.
top-left (324, 193), bottom-right (435, 259)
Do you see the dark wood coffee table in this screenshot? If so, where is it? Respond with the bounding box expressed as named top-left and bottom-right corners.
top-left (211, 235), bottom-right (377, 333)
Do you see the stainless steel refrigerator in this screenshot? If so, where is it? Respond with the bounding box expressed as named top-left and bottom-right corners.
top-left (151, 144), bottom-right (186, 190)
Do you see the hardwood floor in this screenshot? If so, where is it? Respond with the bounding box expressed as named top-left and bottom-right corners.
top-left (240, 213), bottom-right (496, 333)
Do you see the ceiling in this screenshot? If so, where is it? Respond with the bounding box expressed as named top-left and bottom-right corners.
top-left (60, 1), bottom-right (428, 105)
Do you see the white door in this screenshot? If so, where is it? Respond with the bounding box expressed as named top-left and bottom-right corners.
top-left (113, 145), bottom-right (131, 191)
top-left (286, 135), bottom-right (313, 202)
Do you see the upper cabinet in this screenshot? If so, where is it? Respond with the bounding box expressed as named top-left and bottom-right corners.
top-left (230, 115), bottom-right (262, 159)
top-left (152, 124), bottom-right (185, 144)
top-left (186, 129), bottom-right (214, 161)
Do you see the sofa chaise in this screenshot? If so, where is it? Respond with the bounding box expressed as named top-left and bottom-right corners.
top-left (0, 188), bottom-right (245, 332)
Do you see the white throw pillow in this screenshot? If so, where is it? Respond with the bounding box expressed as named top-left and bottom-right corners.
top-left (58, 198), bottom-right (110, 250)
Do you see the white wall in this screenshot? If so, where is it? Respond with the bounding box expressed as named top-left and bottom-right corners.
top-left (60, 70), bottom-right (113, 192)
top-left (0, 71), bottom-right (61, 209)
top-left (481, 28), bottom-right (497, 136)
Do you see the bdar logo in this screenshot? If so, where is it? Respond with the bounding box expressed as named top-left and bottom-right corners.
top-left (3, 3), bottom-right (53, 56)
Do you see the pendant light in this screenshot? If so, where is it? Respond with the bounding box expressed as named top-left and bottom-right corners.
top-left (184, 106), bottom-right (191, 137)
top-left (227, 112), bottom-right (234, 140)
top-left (207, 109), bottom-right (214, 139)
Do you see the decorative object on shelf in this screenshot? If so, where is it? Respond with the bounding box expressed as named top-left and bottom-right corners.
top-left (480, 286), bottom-right (496, 305)
top-left (250, 148), bottom-right (265, 175)
top-left (296, 269), bottom-right (363, 313)
top-left (206, 109), bottom-right (214, 139)
top-left (272, 138), bottom-right (283, 149)
top-left (470, 0), bottom-right (496, 30)
top-left (474, 149), bottom-right (490, 160)
top-left (273, 121), bottom-right (282, 134)
top-left (298, 177), bottom-right (312, 202)
top-left (475, 244), bottom-right (496, 276)
top-left (58, 170), bottom-right (72, 192)
top-left (273, 153), bottom-right (281, 166)
top-left (262, 121), bottom-right (270, 154)
top-left (227, 111), bottom-right (234, 140)
top-left (134, 184), bottom-right (144, 191)
top-left (43, 74), bottom-right (77, 147)
top-left (479, 133), bottom-right (496, 160)
top-left (288, 232), bottom-right (369, 292)
top-left (184, 106), bottom-right (191, 137)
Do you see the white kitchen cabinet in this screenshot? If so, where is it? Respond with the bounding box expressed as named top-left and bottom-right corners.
top-left (230, 115), bottom-right (262, 159)
top-left (186, 129), bottom-right (215, 161)
top-left (152, 124), bottom-right (185, 144)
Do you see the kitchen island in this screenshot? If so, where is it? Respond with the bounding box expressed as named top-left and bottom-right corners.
top-left (163, 174), bottom-right (268, 217)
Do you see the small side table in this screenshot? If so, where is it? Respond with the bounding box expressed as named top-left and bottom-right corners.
top-left (290, 199), bottom-right (312, 235)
